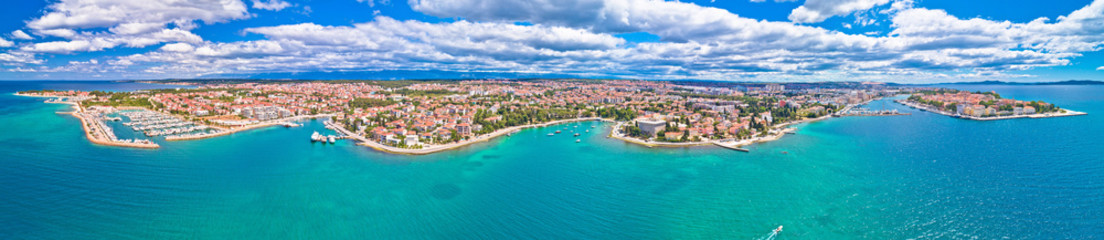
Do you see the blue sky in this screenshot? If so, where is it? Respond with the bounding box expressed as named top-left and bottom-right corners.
top-left (0, 0), bottom-right (1102, 83)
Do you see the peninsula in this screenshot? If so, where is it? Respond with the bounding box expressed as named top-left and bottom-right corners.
top-left (896, 89), bottom-right (1086, 120)
top-left (17, 79), bottom-right (1080, 154)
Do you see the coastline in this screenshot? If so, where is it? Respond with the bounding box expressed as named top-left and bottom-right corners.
top-left (30, 89), bottom-right (1085, 153)
top-left (334, 117), bottom-right (612, 155)
top-left (19, 92), bottom-right (331, 147)
top-left (607, 121), bottom-right (713, 148)
top-left (18, 90), bottom-right (865, 153)
top-left (607, 106), bottom-right (839, 151)
top-left (896, 99), bottom-right (1086, 120)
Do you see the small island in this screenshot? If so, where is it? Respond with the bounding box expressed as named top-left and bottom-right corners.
top-left (22, 79), bottom-right (1049, 154)
top-left (896, 89), bottom-right (1086, 120)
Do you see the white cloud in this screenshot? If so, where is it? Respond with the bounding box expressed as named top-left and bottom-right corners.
top-left (1097, 66), bottom-right (1104, 70)
top-left (35, 29), bottom-right (78, 38)
top-left (160, 43), bottom-right (196, 52)
top-left (110, 22), bottom-right (167, 35)
top-left (788, 0), bottom-right (891, 23)
top-left (10, 30), bottom-right (33, 40)
top-left (358, 0), bottom-right (391, 7)
top-left (17, 0), bottom-right (250, 53)
top-left (0, 38), bottom-right (12, 48)
top-left (251, 0), bottom-right (292, 11)
top-left (400, 0), bottom-right (1102, 78)
top-left (22, 28), bottom-right (203, 54)
top-left (23, 40), bottom-right (104, 53)
top-left (0, 52), bottom-right (42, 64)
top-left (27, 0), bottom-right (249, 30)
top-left (13, 0), bottom-right (1104, 82)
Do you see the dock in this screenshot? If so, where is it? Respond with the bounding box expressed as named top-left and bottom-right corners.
top-left (712, 141), bottom-right (750, 152)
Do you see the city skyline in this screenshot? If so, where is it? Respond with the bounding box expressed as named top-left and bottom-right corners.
top-left (0, 0), bottom-right (1103, 82)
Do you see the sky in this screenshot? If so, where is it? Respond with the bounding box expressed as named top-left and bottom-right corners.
top-left (0, 0), bottom-right (1103, 83)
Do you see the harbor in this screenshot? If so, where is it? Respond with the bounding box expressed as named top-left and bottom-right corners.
top-left (118, 110), bottom-right (223, 138)
top-left (73, 106), bottom-right (160, 148)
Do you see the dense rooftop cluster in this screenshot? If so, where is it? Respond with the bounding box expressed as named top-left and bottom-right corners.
top-left (22, 80), bottom-right (902, 148)
top-left (906, 89), bottom-right (1061, 117)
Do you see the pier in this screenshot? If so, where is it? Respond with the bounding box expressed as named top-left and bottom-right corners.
top-left (836, 108), bottom-right (910, 116)
top-left (713, 141), bottom-right (750, 152)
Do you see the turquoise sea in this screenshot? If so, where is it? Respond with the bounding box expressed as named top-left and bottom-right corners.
top-left (0, 81), bottom-right (1101, 239)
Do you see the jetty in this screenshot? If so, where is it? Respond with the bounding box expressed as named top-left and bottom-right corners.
top-left (712, 141), bottom-right (750, 152)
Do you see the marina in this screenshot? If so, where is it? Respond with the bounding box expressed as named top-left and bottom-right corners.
top-left (74, 107), bottom-right (159, 148)
top-left (118, 110), bottom-right (223, 138)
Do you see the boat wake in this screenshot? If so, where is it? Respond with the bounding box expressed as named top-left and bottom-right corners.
top-left (757, 225), bottom-right (783, 240)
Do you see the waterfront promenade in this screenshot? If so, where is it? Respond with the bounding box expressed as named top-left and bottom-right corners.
top-left (333, 117), bottom-right (611, 155)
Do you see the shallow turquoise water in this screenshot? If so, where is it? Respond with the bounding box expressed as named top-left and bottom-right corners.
top-left (0, 81), bottom-right (1101, 239)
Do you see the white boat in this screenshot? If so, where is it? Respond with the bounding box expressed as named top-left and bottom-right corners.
top-left (327, 135), bottom-right (336, 144)
top-left (311, 131), bottom-right (321, 142)
top-left (575, 139), bottom-right (581, 143)
top-left (547, 133), bottom-right (554, 136)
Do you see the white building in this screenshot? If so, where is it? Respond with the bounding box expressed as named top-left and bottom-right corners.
top-left (636, 119), bottom-right (666, 137)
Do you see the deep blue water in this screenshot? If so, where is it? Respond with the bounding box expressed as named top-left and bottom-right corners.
top-left (0, 81), bottom-right (1101, 239)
